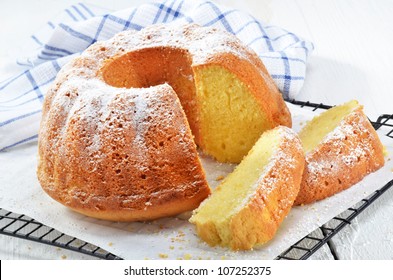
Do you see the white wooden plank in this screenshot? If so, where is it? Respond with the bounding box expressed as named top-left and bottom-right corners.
top-left (328, 187), bottom-right (393, 259)
top-left (308, 244), bottom-right (335, 260)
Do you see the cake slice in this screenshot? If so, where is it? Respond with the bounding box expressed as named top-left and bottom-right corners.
top-left (295, 100), bottom-right (385, 205)
top-left (189, 126), bottom-right (305, 250)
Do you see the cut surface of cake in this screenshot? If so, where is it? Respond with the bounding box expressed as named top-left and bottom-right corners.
top-left (37, 23), bottom-right (292, 221)
top-left (189, 126), bottom-right (305, 250)
top-left (295, 100), bottom-right (385, 205)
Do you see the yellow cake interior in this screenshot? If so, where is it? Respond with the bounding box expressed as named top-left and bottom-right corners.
top-left (299, 100), bottom-right (359, 153)
top-left (194, 65), bottom-right (271, 163)
top-left (102, 48), bottom-right (270, 164)
top-left (190, 128), bottom-right (280, 246)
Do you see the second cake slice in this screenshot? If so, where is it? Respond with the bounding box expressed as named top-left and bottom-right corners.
top-left (295, 100), bottom-right (385, 205)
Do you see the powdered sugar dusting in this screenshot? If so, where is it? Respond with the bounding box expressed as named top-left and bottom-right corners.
top-left (236, 126), bottom-right (303, 214)
top-left (95, 23), bottom-right (253, 66)
top-left (259, 127), bottom-right (301, 199)
top-left (306, 110), bottom-right (373, 177)
top-left (132, 91), bottom-right (149, 147)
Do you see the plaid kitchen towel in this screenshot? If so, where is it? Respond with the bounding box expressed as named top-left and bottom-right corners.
top-left (0, 0), bottom-right (313, 152)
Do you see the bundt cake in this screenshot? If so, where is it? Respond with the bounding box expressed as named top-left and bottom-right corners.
top-left (37, 23), bottom-right (291, 221)
top-left (295, 100), bottom-right (385, 205)
top-left (189, 126), bottom-right (305, 250)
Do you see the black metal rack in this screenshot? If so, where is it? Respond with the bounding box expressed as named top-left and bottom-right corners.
top-left (0, 209), bottom-right (121, 259)
top-left (1, 100), bottom-right (392, 260)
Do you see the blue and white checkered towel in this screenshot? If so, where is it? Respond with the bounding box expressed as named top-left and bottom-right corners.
top-left (0, 0), bottom-right (313, 152)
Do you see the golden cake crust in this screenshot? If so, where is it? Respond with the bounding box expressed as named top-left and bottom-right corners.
top-left (295, 107), bottom-right (385, 205)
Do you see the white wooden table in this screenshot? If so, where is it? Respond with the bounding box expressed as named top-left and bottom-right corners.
top-left (1, 0), bottom-right (392, 260)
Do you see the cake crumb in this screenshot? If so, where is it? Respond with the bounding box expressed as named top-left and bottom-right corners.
top-left (169, 246), bottom-right (175, 250)
top-left (61, 255), bottom-right (67, 260)
top-left (183, 254), bottom-right (192, 260)
top-left (215, 175), bottom-right (225, 181)
top-left (220, 256), bottom-right (226, 260)
top-left (159, 253), bottom-right (168, 259)
top-left (144, 257), bottom-right (149, 260)
top-left (108, 242), bottom-right (113, 246)
top-left (171, 230), bottom-right (186, 243)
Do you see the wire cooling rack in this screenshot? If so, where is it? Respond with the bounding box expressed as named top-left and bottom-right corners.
top-left (1, 100), bottom-right (392, 260)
